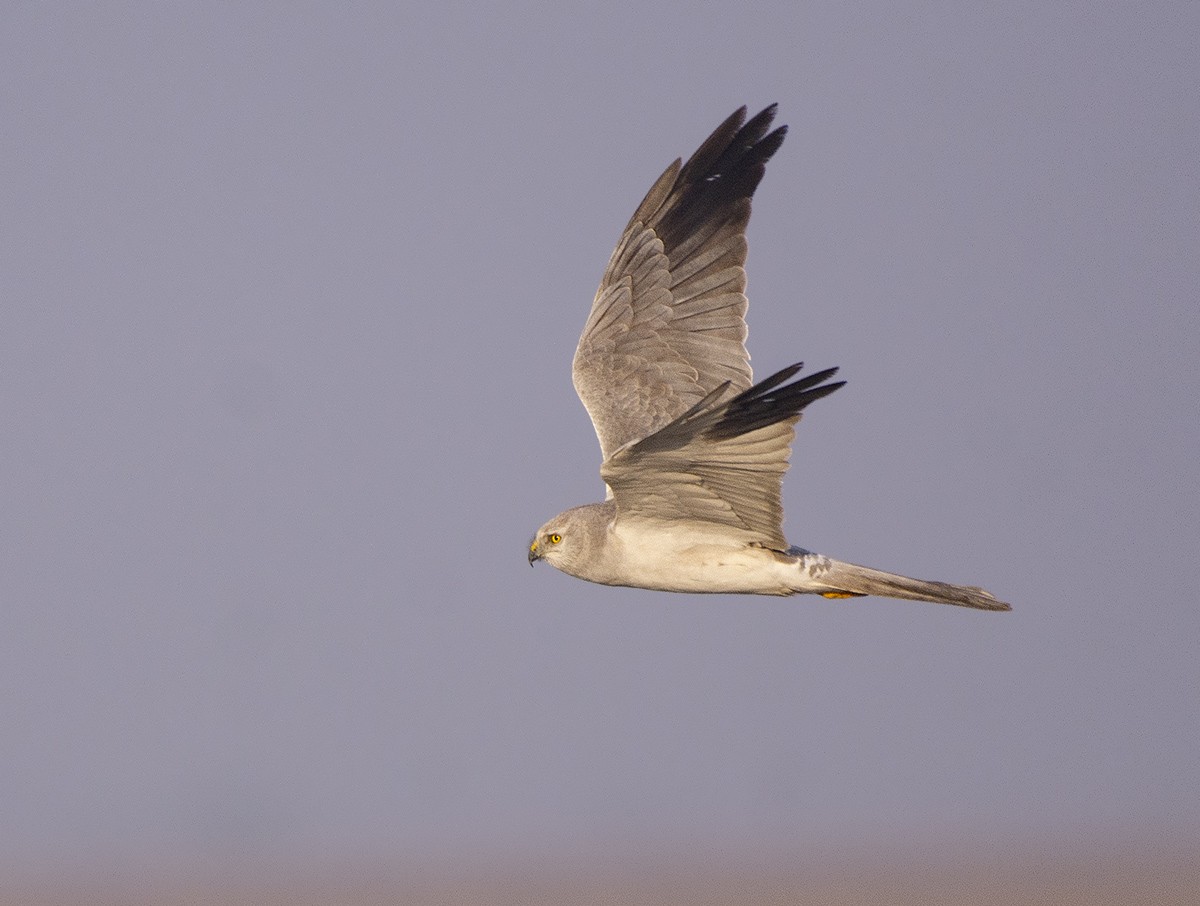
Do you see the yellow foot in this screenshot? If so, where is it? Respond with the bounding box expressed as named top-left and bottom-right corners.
top-left (821, 591), bottom-right (866, 599)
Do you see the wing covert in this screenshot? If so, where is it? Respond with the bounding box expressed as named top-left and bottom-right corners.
top-left (600, 364), bottom-right (844, 550)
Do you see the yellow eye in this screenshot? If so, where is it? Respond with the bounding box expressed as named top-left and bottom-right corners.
top-left (549, 533), bottom-right (562, 544)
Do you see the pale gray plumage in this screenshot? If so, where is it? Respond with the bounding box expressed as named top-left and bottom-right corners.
top-left (529, 105), bottom-right (1011, 612)
top-left (572, 105), bottom-right (778, 461)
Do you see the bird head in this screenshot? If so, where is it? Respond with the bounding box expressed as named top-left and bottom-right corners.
top-left (527, 504), bottom-right (609, 574)
top-left (527, 523), bottom-right (566, 567)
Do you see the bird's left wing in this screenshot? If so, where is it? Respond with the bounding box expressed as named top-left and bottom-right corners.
top-left (600, 363), bottom-right (844, 551)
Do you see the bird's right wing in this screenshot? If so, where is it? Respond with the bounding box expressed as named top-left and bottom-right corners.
top-left (573, 105), bottom-right (787, 463)
top-left (599, 363), bottom-right (843, 551)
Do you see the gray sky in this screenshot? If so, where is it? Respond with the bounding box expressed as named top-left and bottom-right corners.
top-left (3, 1), bottom-right (1198, 884)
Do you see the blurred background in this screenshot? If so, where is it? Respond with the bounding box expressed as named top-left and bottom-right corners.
top-left (3, 2), bottom-right (1198, 902)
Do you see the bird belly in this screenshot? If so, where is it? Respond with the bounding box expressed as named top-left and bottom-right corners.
top-left (605, 527), bottom-right (797, 595)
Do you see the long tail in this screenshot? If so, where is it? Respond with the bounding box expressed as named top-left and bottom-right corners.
top-left (810, 558), bottom-right (1011, 612)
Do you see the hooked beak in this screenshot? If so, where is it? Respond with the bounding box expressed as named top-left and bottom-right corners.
top-left (528, 538), bottom-right (540, 566)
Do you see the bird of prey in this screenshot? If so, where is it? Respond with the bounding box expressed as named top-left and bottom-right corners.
top-left (528, 105), bottom-right (1010, 612)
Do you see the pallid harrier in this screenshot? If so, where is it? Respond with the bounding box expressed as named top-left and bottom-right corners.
top-left (528, 105), bottom-right (1010, 612)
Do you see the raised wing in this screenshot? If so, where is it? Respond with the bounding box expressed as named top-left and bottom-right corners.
top-left (599, 363), bottom-right (844, 550)
top-left (573, 105), bottom-right (787, 462)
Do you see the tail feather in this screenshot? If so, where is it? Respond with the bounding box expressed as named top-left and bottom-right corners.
top-left (816, 559), bottom-right (1011, 612)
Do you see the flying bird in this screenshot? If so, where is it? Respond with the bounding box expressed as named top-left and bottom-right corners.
top-left (528, 105), bottom-right (1010, 611)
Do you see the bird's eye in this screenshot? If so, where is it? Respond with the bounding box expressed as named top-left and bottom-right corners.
top-left (549, 533), bottom-right (562, 544)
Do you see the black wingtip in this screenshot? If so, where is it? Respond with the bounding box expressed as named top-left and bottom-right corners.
top-left (653, 104), bottom-right (789, 251)
top-left (707, 364), bottom-right (844, 441)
